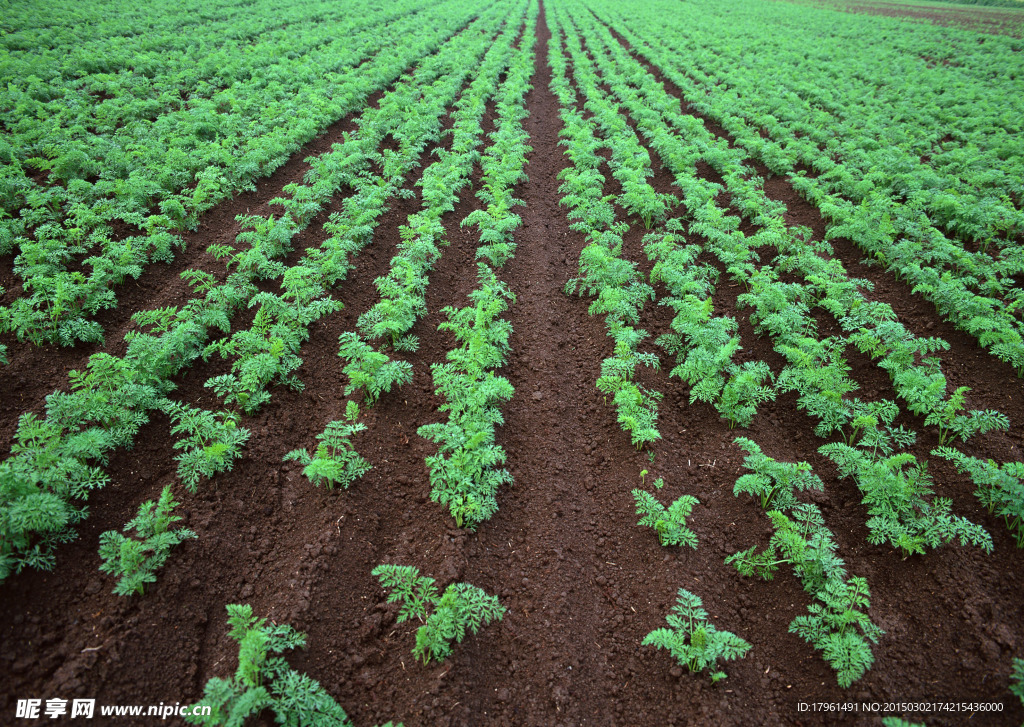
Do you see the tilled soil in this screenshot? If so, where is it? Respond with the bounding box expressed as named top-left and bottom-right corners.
top-left (2, 5), bottom-right (1023, 727)
top-left (784, 0), bottom-right (1024, 36)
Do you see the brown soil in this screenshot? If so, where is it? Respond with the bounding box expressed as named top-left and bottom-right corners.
top-left (783, 0), bottom-right (1024, 36)
top-left (2, 4), bottom-right (1023, 727)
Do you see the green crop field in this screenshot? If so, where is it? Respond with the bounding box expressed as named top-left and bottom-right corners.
top-left (2, 0), bottom-right (1023, 724)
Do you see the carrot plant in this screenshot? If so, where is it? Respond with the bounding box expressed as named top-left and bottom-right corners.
top-left (934, 448), bottom-right (1024, 548)
top-left (727, 504), bottom-right (845, 593)
top-left (284, 402), bottom-right (371, 490)
top-left (554, 19), bottom-right (665, 451)
top-left (0, 0), bottom-right (521, 585)
top-left (790, 577), bottom-right (883, 689)
top-left (728, 443), bottom-right (884, 688)
top-left (921, 386), bottom-right (1009, 446)
top-left (419, 270), bottom-right (516, 528)
top-left (164, 402), bottom-right (251, 491)
top-left (338, 332), bottom-right (413, 404)
top-left (632, 489), bottom-right (699, 548)
top-left (732, 437), bottom-right (823, 511)
top-left (0, 0), bottom-right (485, 351)
top-left (1011, 658), bottom-right (1024, 707)
top-left (98, 486), bottom-right (196, 596)
top-left (373, 564), bottom-right (505, 664)
top-left (185, 605), bottom-right (400, 727)
top-left (643, 588), bottom-right (750, 682)
top-left (822, 443), bottom-right (992, 557)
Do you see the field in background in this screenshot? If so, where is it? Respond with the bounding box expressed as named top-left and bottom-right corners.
top-left (780, 0), bottom-right (1024, 34)
top-left (2, 0), bottom-right (1023, 724)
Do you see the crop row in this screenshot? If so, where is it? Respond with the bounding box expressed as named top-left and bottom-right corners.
top-left (586, 0), bottom-right (1024, 375)
top-left (547, 0), bottom-right (1023, 689)
top-left (0, 0), bottom-right (468, 347)
top-left (563, 0), bottom-right (1023, 551)
top-left (0, 0), bottom-right (522, 582)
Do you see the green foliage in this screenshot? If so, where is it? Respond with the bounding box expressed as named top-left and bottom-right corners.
top-left (372, 564), bottom-right (505, 664)
top-left (408, 15), bottom-right (534, 531)
top-left (420, 396), bottom-right (512, 529)
top-left (164, 402), bottom-right (251, 491)
top-left (98, 486), bottom-right (196, 596)
top-left (60, 353), bottom-right (162, 445)
top-left (0, 0), bottom-right (493, 350)
top-left (728, 498), bottom-right (883, 687)
top-left (0, 285), bottom-right (246, 581)
top-left (0, 0), bottom-right (523, 586)
top-left (1010, 657), bottom-right (1024, 707)
top-left (437, 271), bottom-right (516, 374)
top-left (284, 401), bottom-right (371, 490)
top-left (351, 19), bottom-right (526, 362)
top-left (465, 206), bottom-right (523, 267)
top-left (727, 504), bottom-right (845, 594)
top-left (821, 443), bottom-right (992, 557)
top-left (775, 335), bottom-right (859, 438)
top-left (934, 448), bottom-right (1024, 547)
top-left (372, 564), bottom-right (440, 624)
top-left (337, 332), bottom-right (413, 404)
top-left (595, 323), bottom-right (663, 448)
top-left (732, 437), bottom-right (823, 511)
top-left (923, 386), bottom-right (1009, 446)
top-left (548, 0), bottom-right (1011, 687)
top-left (0, 414), bottom-right (108, 580)
top-left (789, 577), bottom-right (883, 688)
top-left (857, 324), bottom-right (961, 428)
top-left (723, 436), bottom-right (885, 688)
top-left (0, 301), bottom-right (6, 363)
top-left (186, 605), bottom-right (358, 727)
top-left (642, 588), bottom-right (751, 682)
top-left (204, 284), bottom-right (340, 415)
top-left (717, 361), bottom-right (775, 429)
top-left (414, 582), bottom-right (507, 665)
top-left (555, 85), bottom-right (666, 451)
top-left (645, 230), bottom-right (775, 429)
top-left (659, 312), bottom-right (736, 403)
top-left (585, 0), bottom-right (1024, 378)
top-left (419, 268), bottom-right (516, 529)
top-left (841, 398), bottom-right (915, 456)
top-left (881, 719), bottom-right (925, 727)
top-left (632, 488), bottom-right (699, 548)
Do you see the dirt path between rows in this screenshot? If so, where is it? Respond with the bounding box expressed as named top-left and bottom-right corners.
top-left (1, 3), bottom-right (1023, 726)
